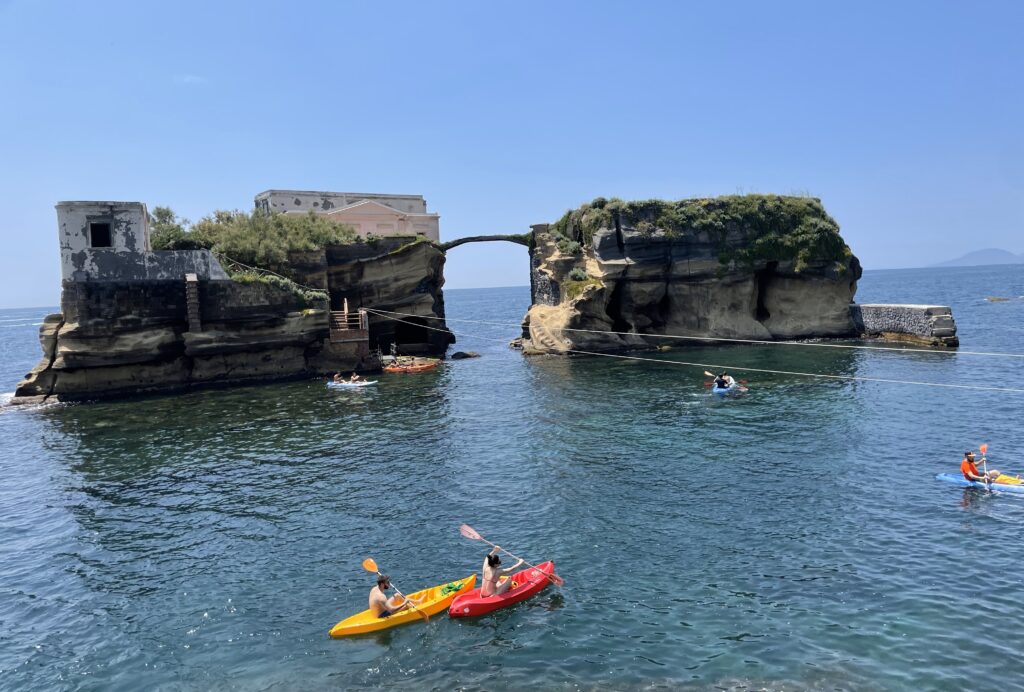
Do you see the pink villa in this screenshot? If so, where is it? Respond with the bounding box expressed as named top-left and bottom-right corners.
top-left (254, 189), bottom-right (440, 243)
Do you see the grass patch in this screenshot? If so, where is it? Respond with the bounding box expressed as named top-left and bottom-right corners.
top-left (229, 269), bottom-right (328, 306)
top-left (562, 277), bottom-right (603, 301)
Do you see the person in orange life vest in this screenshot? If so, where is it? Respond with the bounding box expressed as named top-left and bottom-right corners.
top-left (961, 450), bottom-right (999, 483)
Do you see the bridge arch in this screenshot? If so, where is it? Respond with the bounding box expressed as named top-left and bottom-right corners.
top-left (438, 233), bottom-right (532, 252)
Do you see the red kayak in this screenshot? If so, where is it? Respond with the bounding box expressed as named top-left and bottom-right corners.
top-left (448, 561), bottom-right (556, 617)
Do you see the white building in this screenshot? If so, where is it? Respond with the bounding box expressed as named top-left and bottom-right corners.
top-left (56, 201), bottom-right (226, 282)
top-left (253, 190), bottom-right (440, 243)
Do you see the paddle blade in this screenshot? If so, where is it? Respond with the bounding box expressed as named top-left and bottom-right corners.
top-left (549, 573), bottom-right (565, 587)
top-left (703, 381), bottom-right (713, 387)
top-left (980, 443), bottom-right (989, 455)
top-left (459, 524), bottom-right (483, 541)
top-left (703, 370), bottom-right (715, 378)
top-left (361, 557), bottom-right (378, 573)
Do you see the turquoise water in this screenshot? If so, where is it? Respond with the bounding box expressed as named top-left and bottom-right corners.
top-left (2, 266), bottom-right (1024, 690)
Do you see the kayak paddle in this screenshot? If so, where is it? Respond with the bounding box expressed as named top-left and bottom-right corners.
top-left (980, 443), bottom-right (991, 490)
top-left (459, 524), bottom-right (565, 587)
top-left (361, 557), bottom-right (428, 622)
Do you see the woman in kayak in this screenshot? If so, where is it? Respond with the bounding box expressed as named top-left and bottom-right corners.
top-left (369, 574), bottom-right (423, 618)
top-left (961, 450), bottom-right (1000, 483)
top-left (481, 546), bottom-right (525, 597)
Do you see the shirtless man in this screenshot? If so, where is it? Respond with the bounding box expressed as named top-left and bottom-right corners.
top-left (349, 372), bottom-right (363, 383)
top-left (368, 574), bottom-right (423, 618)
top-left (480, 546), bottom-right (525, 598)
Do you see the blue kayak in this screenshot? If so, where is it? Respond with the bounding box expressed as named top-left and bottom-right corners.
top-left (327, 380), bottom-right (378, 389)
top-left (935, 473), bottom-right (1024, 494)
top-left (710, 382), bottom-right (743, 396)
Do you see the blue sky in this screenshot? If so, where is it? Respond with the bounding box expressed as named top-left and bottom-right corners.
top-left (1, 0), bottom-right (1022, 308)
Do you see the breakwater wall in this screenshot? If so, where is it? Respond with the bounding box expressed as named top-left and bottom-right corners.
top-left (850, 304), bottom-right (958, 348)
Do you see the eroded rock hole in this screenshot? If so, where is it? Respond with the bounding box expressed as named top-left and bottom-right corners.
top-left (606, 280), bottom-right (633, 333)
top-left (754, 261), bottom-right (777, 323)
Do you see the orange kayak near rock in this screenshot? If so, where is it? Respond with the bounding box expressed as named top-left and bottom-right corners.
top-left (329, 574), bottom-right (475, 637)
top-left (448, 561), bottom-right (555, 618)
top-left (383, 362), bottom-right (438, 374)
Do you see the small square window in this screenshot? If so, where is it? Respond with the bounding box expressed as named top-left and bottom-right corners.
top-left (90, 222), bottom-right (112, 248)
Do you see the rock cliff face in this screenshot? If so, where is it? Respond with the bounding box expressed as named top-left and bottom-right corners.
top-left (13, 238), bottom-right (452, 403)
top-left (522, 195), bottom-right (862, 353)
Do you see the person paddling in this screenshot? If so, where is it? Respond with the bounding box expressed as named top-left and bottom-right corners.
top-left (481, 546), bottom-right (525, 597)
top-left (368, 574), bottom-right (424, 618)
top-left (713, 372), bottom-right (730, 390)
top-left (961, 450), bottom-right (999, 484)
top-left (349, 372), bottom-right (363, 383)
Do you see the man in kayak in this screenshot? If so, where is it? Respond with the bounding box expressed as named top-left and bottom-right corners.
top-left (368, 574), bottom-right (423, 618)
top-left (961, 450), bottom-right (1000, 483)
top-left (481, 546), bottom-right (525, 597)
top-left (348, 372), bottom-right (363, 383)
top-left (713, 372), bottom-right (731, 390)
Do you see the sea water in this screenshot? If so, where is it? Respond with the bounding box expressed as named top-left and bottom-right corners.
top-left (1, 265), bottom-right (1023, 690)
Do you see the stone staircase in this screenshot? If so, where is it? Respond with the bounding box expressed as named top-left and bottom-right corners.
top-left (185, 273), bottom-right (202, 332)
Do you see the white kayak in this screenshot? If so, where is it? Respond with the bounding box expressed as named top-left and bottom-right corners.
top-left (327, 380), bottom-right (378, 389)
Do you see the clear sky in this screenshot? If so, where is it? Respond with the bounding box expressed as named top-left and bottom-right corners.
top-left (1, 0), bottom-right (1022, 308)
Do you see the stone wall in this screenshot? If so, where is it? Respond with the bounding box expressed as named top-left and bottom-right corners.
top-left (201, 281), bottom-right (320, 322)
top-left (850, 304), bottom-right (959, 347)
top-left (61, 280), bottom-right (187, 327)
top-left (63, 249), bottom-right (230, 283)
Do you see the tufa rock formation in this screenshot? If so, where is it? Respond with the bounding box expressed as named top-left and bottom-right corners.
top-left (522, 195), bottom-right (863, 353)
top-left (14, 237), bottom-right (453, 404)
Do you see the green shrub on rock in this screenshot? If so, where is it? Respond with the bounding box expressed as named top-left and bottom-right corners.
top-left (151, 208), bottom-right (357, 272)
top-left (550, 194), bottom-right (853, 272)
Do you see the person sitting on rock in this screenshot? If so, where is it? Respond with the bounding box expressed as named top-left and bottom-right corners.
top-left (961, 450), bottom-right (999, 483)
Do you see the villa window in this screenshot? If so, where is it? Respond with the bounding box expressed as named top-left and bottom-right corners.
top-left (89, 222), bottom-right (112, 248)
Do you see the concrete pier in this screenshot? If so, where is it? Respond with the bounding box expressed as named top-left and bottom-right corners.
top-left (850, 304), bottom-right (958, 348)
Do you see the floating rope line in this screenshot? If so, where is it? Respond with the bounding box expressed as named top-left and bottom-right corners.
top-left (365, 307), bottom-right (1024, 360)
top-left (364, 309), bottom-right (1024, 395)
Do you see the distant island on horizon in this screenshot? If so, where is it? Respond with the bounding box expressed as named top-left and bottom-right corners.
top-left (930, 248), bottom-right (1024, 268)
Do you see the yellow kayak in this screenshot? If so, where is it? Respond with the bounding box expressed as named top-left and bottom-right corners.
top-left (329, 575), bottom-right (476, 638)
